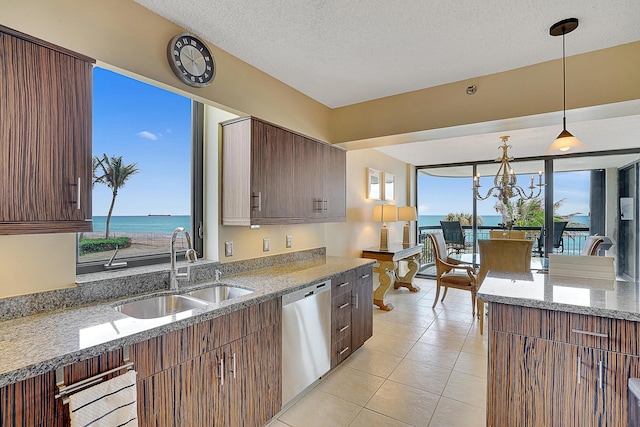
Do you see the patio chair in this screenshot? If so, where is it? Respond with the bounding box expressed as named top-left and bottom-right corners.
top-left (439, 221), bottom-right (467, 254)
top-left (580, 235), bottom-right (605, 256)
top-left (536, 221), bottom-right (568, 256)
top-left (477, 238), bottom-right (533, 334)
top-left (427, 232), bottom-right (479, 317)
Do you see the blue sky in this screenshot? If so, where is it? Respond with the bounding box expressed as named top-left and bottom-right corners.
top-left (92, 68), bottom-right (192, 216)
top-left (417, 170), bottom-right (590, 217)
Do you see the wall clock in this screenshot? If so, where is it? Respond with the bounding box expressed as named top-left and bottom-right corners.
top-left (167, 33), bottom-right (215, 88)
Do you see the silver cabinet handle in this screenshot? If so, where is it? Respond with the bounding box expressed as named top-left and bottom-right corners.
top-left (231, 352), bottom-right (236, 379)
top-left (252, 192), bottom-right (262, 211)
top-left (571, 328), bottom-right (609, 338)
top-left (219, 357), bottom-right (224, 386)
top-left (361, 274), bottom-right (370, 279)
top-left (339, 325), bottom-right (350, 333)
top-left (339, 346), bottom-right (350, 355)
top-left (577, 356), bottom-right (581, 385)
top-left (339, 302), bottom-right (350, 309)
top-left (339, 282), bottom-right (349, 288)
top-left (353, 293), bottom-right (359, 309)
top-left (598, 360), bottom-right (603, 389)
top-left (76, 177), bottom-right (81, 210)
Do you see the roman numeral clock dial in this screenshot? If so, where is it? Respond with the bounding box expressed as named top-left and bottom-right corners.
top-left (167, 33), bottom-right (216, 88)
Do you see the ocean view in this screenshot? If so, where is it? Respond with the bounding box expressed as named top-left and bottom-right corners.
top-left (91, 215), bottom-right (191, 234)
top-left (418, 214), bottom-right (590, 228)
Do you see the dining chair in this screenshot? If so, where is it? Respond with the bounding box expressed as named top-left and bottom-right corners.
top-left (477, 238), bottom-right (534, 334)
top-left (439, 221), bottom-right (467, 254)
top-left (580, 235), bottom-right (605, 256)
top-left (427, 232), bottom-right (479, 316)
top-left (489, 230), bottom-right (526, 239)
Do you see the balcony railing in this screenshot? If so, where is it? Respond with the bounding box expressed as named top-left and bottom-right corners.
top-left (417, 225), bottom-right (591, 276)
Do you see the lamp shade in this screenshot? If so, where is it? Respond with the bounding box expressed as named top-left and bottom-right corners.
top-left (546, 129), bottom-right (587, 154)
top-left (398, 206), bottom-right (417, 222)
top-left (373, 205), bottom-right (397, 223)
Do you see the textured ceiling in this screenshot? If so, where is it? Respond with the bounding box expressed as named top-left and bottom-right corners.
top-left (134, 0), bottom-right (640, 108)
top-left (133, 0), bottom-right (640, 164)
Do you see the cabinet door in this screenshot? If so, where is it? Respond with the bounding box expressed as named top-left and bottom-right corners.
top-left (228, 323), bottom-right (282, 427)
top-left (0, 30), bottom-right (92, 233)
top-left (602, 351), bottom-right (640, 426)
top-left (250, 120), bottom-right (294, 222)
top-left (351, 266), bottom-right (373, 351)
top-left (322, 144), bottom-right (346, 221)
top-left (293, 134), bottom-right (323, 219)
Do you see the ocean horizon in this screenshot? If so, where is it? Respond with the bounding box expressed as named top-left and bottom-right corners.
top-left (91, 215), bottom-right (191, 234)
top-left (419, 214), bottom-right (590, 228)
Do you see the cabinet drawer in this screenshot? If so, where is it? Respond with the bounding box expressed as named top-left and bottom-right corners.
top-left (332, 271), bottom-right (354, 296)
top-left (355, 265), bottom-right (373, 286)
top-left (333, 336), bottom-right (352, 365)
top-left (491, 303), bottom-right (640, 355)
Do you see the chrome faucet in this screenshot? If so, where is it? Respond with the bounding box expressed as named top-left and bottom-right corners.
top-left (169, 227), bottom-right (198, 290)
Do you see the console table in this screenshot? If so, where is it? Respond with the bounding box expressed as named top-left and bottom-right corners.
top-left (361, 243), bottom-right (423, 311)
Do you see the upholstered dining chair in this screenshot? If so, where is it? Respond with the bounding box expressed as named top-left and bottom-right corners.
top-left (489, 230), bottom-right (526, 240)
top-left (427, 232), bottom-right (479, 317)
top-left (580, 235), bottom-right (605, 256)
top-left (477, 238), bottom-right (534, 334)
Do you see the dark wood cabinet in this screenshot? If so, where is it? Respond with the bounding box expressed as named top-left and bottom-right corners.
top-left (330, 266), bottom-right (373, 368)
top-left (488, 303), bottom-right (640, 427)
top-left (0, 25), bottom-right (93, 235)
top-left (0, 298), bottom-right (281, 427)
top-left (222, 116), bottom-right (346, 225)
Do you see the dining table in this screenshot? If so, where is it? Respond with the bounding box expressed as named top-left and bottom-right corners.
top-left (450, 252), bottom-right (547, 271)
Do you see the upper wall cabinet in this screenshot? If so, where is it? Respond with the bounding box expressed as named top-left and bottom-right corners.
top-left (0, 26), bottom-right (94, 235)
top-left (222, 117), bottom-right (346, 226)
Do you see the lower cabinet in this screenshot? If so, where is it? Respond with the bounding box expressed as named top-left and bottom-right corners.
top-left (488, 303), bottom-right (640, 427)
top-left (0, 298), bottom-right (281, 427)
top-left (330, 265), bottom-right (373, 368)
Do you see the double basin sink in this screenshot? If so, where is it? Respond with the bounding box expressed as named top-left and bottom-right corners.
top-left (115, 285), bottom-right (254, 320)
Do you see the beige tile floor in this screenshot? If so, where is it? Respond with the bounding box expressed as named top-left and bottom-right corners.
top-left (270, 277), bottom-right (488, 427)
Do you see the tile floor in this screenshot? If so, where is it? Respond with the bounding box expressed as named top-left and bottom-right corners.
top-left (270, 277), bottom-right (488, 427)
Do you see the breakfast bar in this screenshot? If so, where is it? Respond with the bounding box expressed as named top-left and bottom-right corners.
top-left (479, 272), bottom-right (640, 427)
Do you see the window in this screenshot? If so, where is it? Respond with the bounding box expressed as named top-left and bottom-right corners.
top-left (77, 67), bottom-right (203, 273)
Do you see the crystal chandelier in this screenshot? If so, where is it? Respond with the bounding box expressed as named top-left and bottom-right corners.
top-left (473, 136), bottom-right (544, 205)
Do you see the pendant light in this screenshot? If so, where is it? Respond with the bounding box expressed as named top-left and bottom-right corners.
top-left (547, 18), bottom-right (586, 154)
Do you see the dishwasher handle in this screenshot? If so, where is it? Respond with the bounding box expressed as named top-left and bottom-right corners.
top-left (282, 280), bottom-right (331, 306)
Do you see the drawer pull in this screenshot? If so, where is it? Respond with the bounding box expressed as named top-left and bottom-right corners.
top-left (571, 328), bottom-right (609, 338)
top-left (339, 325), bottom-right (350, 333)
top-left (598, 360), bottom-right (604, 389)
top-left (339, 346), bottom-right (350, 355)
top-left (339, 282), bottom-right (349, 287)
top-left (361, 274), bottom-right (370, 279)
top-left (339, 302), bottom-right (350, 309)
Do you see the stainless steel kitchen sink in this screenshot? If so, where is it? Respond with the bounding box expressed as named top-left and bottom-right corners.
top-left (114, 294), bottom-right (208, 319)
top-left (184, 285), bottom-right (254, 304)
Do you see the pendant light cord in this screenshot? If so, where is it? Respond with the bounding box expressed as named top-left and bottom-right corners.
top-left (562, 28), bottom-right (567, 129)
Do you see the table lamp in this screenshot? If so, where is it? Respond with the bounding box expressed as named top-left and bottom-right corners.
top-left (373, 204), bottom-right (397, 251)
top-left (398, 206), bottom-right (417, 247)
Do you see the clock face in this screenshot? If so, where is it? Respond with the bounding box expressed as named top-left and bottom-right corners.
top-left (167, 33), bottom-right (215, 88)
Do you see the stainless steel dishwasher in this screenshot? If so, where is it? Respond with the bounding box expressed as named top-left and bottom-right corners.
top-left (281, 280), bottom-right (331, 406)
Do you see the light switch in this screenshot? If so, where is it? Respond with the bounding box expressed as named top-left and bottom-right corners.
top-left (263, 238), bottom-right (270, 252)
top-left (225, 241), bottom-right (233, 257)
top-left (286, 235), bottom-right (292, 248)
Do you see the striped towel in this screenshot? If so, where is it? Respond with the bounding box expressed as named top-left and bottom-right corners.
top-left (69, 370), bottom-right (138, 427)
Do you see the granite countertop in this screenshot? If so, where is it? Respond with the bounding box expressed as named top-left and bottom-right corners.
top-left (478, 271), bottom-right (640, 321)
top-left (0, 255), bottom-right (373, 388)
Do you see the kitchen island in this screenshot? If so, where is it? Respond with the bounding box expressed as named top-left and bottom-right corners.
top-left (479, 272), bottom-right (640, 427)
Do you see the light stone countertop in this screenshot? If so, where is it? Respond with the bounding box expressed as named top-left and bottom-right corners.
top-left (478, 271), bottom-right (640, 321)
top-left (0, 255), bottom-right (373, 388)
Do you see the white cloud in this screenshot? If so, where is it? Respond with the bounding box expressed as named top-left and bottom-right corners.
top-left (136, 131), bottom-right (159, 141)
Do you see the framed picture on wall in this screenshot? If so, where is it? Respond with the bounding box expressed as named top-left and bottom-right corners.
top-left (383, 172), bottom-right (395, 201)
top-left (367, 168), bottom-right (381, 200)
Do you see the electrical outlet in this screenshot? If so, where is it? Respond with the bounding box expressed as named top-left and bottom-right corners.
top-left (263, 237), bottom-right (270, 252)
top-left (225, 241), bottom-right (233, 257)
top-left (286, 235), bottom-right (292, 248)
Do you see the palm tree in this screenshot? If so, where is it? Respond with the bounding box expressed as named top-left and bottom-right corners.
top-left (93, 154), bottom-right (139, 239)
